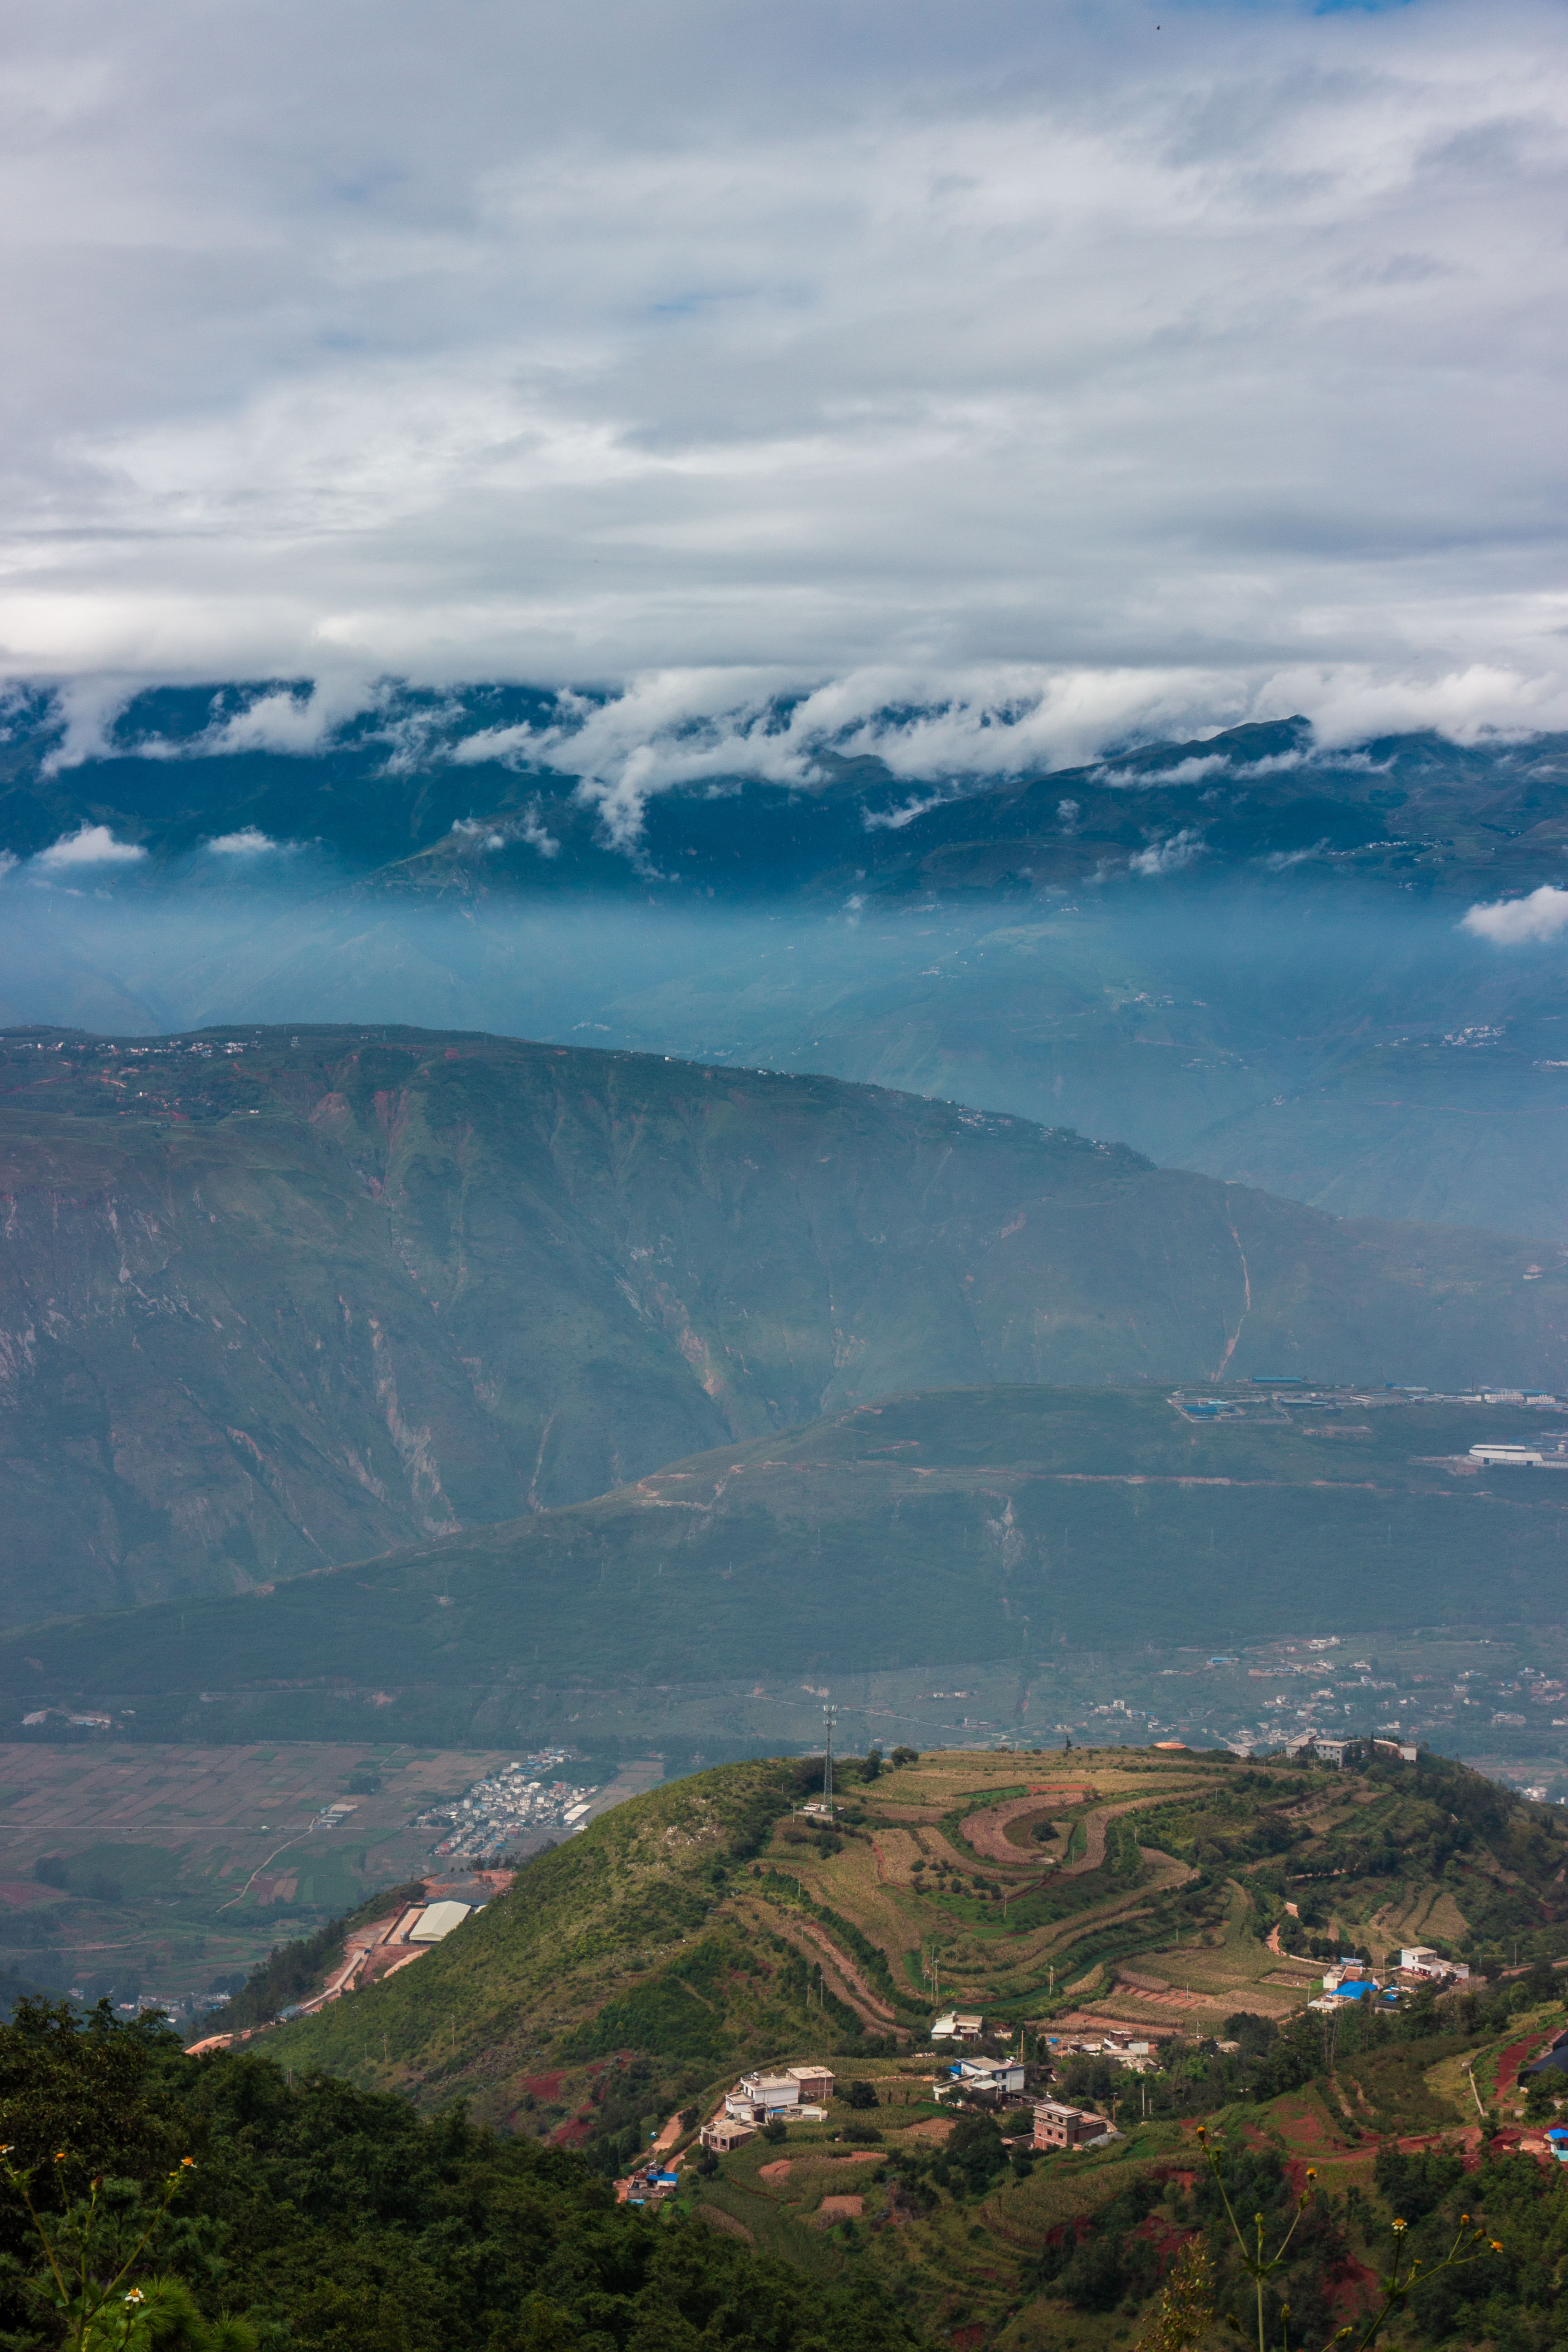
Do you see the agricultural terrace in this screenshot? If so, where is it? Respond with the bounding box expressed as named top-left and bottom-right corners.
top-left (740, 1743), bottom-right (1565, 2038)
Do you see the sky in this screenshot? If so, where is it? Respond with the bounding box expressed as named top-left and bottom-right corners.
top-left (3, 0), bottom-right (1567, 759)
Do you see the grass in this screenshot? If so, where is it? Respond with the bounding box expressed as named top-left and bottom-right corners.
top-left (690, 2175), bottom-right (847, 2280)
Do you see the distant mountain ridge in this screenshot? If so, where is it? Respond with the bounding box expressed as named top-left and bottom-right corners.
top-left (4, 684), bottom-right (1567, 904)
top-left (0, 1020), bottom-right (1563, 1628)
top-left (10, 1383), bottom-right (1568, 1746)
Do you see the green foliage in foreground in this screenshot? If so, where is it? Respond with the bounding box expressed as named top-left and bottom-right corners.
top-left (0, 2002), bottom-right (929, 2352)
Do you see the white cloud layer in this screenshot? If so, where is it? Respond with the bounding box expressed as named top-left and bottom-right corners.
top-left (1462, 887), bottom-right (1568, 946)
top-left (0, 0), bottom-right (1566, 738)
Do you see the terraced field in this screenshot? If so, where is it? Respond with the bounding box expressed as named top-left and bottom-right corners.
top-left (750, 1752), bottom-right (1243, 2023)
top-left (706, 1739), bottom-right (1568, 2059)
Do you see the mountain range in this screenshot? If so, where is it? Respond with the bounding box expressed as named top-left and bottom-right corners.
top-left (1, 1022), bottom-right (1564, 1630)
top-left (5, 687), bottom-right (1568, 907)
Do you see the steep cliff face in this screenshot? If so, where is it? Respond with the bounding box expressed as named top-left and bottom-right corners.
top-left (0, 1021), bottom-right (1562, 1624)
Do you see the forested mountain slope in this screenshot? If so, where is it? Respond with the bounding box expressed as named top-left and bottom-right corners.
top-left (0, 1024), bottom-right (1564, 1624)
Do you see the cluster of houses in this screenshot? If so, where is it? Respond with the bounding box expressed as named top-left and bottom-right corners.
top-left (1307, 1946), bottom-right (1471, 2012)
top-left (695, 2047), bottom-right (1120, 2161)
top-left (1041, 2028), bottom-right (1161, 2070)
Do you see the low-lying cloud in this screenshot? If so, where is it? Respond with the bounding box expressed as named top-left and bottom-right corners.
top-left (1462, 886), bottom-right (1568, 945)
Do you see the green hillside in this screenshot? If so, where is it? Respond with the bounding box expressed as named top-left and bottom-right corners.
top-left (8, 1382), bottom-right (1568, 1741)
top-left (10, 1746), bottom-right (1568, 2352)
top-left (258, 1743), bottom-right (1568, 2136)
top-left (0, 1014), bottom-right (1565, 1629)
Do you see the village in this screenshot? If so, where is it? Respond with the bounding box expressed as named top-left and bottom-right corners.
top-left (613, 1940), bottom-right (1487, 2208)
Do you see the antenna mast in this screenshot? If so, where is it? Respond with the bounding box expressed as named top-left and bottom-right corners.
top-left (823, 1704), bottom-right (838, 1811)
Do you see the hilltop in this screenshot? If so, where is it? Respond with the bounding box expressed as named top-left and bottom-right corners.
top-left (9, 1381), bottom-right (1568, 1744)
top-left (1, 1023), bottom-right (1565, 1627)
top-left (246, 1745), bottom-right (1568, 2342)
top-left (258, 1744), bottom-right (1568, 2133)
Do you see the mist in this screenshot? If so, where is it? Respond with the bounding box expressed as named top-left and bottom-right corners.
top-left (4, 858), bottom-right (1567, 1241)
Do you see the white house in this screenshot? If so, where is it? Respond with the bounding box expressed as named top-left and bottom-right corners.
top-left (723, 2062), bottom-right (835, 2124)
top-left (1399, 1947), bottom-right (1470, 1982)
top-left (948, 2054), bottom-right (1027, 2096)
top-left (932, 2010), bottom-right (984, 2042)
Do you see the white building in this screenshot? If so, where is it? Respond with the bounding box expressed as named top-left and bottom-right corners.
top-left (947, 2055), bottom-right (1027, 2096)
top-left (1399, 1946), bottom-right (1470, 1982)
top-left (932, 2010), bottom-right (984, 2042)
top-left (408, 1901), bottom-right (473, 1942)
top-left (724, 2062), bottom-right (835, 2124)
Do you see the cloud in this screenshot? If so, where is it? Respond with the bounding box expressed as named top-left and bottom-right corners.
top-left (363, 657), bottom-right (1566, 849)
top-left (32, 824), bottom-right (148, 870)
top-left (37, 680), bottom-right (138, 775)
top-left (205, 828), bottom-right (285, 854)
top-left (450, 807), bottom-right (560, 858)
top-left (861, 790), bottom-right (954, 833)
top-left (1129, 829), bottom-right (1206, 877)
top-left (1461, 886), bottom-right (1568, 945)
top-left (190, 683), bottom-right (381, 758)
top-left (0, 0), bottom-right (1563, 716)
